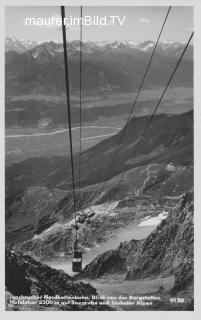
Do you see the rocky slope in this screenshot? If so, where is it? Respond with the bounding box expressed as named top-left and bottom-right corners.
top-left (126, 191), bottom-right (193, 288)
top-left (5, 247), bottom-right (111, 311)
top-left (80, 190), bottom-right (194, 294)
top-left (5, 186), bottom-right (105, 246)
top-left (80, 239), bottom-right (142, 279)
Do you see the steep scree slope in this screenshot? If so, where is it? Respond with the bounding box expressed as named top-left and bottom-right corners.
top-left (5, 248), bottom-right (111, 311)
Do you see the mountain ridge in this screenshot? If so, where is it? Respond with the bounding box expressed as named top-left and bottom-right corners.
top-left (79, 190), bottom-right (194, 292)
top-left (5, 37), bottom-right (193, 96)
top-left (5, 37), bottom-right (193, 57)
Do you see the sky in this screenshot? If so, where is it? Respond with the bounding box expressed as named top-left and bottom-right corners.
top-left (5, 6), bottom-right (193, 43)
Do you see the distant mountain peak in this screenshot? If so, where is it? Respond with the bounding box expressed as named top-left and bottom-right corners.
top-left (5, 36), bottom-right (193, 56)
top-left (5, 36), bottom-right (38, 53)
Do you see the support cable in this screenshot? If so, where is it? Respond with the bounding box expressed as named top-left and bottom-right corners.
top-left (78, 6), bottom-right (83, 205)
top-left (102, 31), bottom-right (194, 215)
top-left (99, 6), bottom-right (171, 194)
top-left (61, 6), bottom-right (78, 241)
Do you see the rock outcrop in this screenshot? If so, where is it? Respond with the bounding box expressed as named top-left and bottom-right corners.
top-left (126, 190), bottom-right (194, 289)
top-left (80, 250), bottom-right (126, 279)
top-left (79, 239), bottom-right (143, 279)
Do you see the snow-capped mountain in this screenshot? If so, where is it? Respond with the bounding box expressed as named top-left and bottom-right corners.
top-left (5, 36), bottom-right (193, 59)
top-left (5, 37), bottom-right (38, 53)
top-left (5, 36), bottom-right (193, 96)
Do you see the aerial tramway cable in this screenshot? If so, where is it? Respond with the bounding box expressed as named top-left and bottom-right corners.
top-left (101, 31), bottom-right (194, 216)
top-left (61, 6), bottom-right (78, 240)
top-left (61, 6), bottom-right (83, 272)
top-left (78, 6), bottom-right (83, 204)
top-left (99, 6), bottom-right (171, 195)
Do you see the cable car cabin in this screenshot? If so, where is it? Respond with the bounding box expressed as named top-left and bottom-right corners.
top-left (72, 250), bottom-right (82, 273)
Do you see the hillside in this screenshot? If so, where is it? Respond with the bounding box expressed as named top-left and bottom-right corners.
top-left (6, 187), bottom-right (105, 246)
top-left (80, 190), bottom-right (194, 293)
top-left (76, 191), bottom-right (194, 310)
top-left (6, 111), bottom-right (193, 197)
top-left (126, 191), bottom-right (194, 287)
top-left (5, 111), bottom-right (193, 251)
top-left (5, 247), bottom-right (111, 311)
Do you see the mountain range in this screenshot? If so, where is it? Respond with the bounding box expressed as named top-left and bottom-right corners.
top-left (5, 37), bottom-right (193, 96)
top-left (5, 37), bottom-right (193, 57)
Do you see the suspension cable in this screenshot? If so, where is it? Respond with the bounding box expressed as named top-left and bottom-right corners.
top-left (99, 6), bottom-right (171, 194)
top-left (61, 6), bottom-right (78, 240)
top-left (78, 6), bottom-right (83, 205)
top-left (102, 31), bottom-right (194, 215)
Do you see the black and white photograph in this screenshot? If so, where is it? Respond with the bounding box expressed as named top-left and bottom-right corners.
top-left (3, 2), bottom-right (196, 313)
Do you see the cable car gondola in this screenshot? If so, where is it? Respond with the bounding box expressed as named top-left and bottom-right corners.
top-left (72, 239), bottom-right (82, 273)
